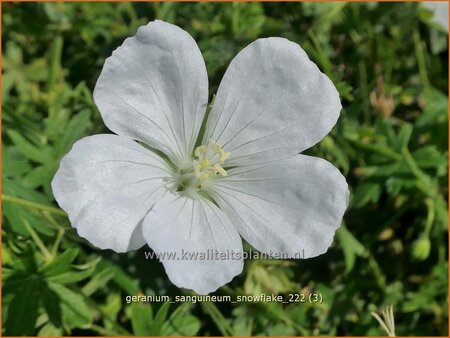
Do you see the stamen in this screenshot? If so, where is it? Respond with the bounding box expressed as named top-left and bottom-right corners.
top-left (220, 151), bottom-right (231, 163)
top-left (214, 164), bottom-right (228, 177)
top-left (190, 140), bottom-right (230, 190)
top-left (193, 160), bottom-right (201, 177)
top-left (194, 145), bottom-right (208, 158)
top-left (199, 159), bottom-right (210, 170)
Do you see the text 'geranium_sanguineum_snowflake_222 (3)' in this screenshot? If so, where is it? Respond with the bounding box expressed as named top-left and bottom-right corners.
top-left (51, 20), bottom-right (349, 295)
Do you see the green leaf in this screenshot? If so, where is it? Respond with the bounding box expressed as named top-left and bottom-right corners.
top-left (81, 266), bottom-right (116, 296)
top-left (3, 202), bottom-right (28, 235)
top-left (386, 176), bottom-right (418, 196)
top-left (104, 261), bottom-right (140, 294)
top-left (48, 264), bottom-right (96, 284)
top-left (2, 144), bottom-right (32, 178)
top-left (163, 315), bottom-right (201, 336)
top-left (22, 164), bottom-right (56, 189)
top-left (162, 303), bottom-right (201, 336)
top-left (41, 286), bottom-right (63, 327)
top-left (357, 162), bottom-right (408, 178)
top-left (48, 282), bottom-right (92, 328)
top-left (201, 301), bottom-right (233, 336)
top-left (2, 272), bottom-right (31, 294)
top-left (38, 322), bottom-right (63, 336)
top-left (417, 87), bottom-right (448, 128)
top-left (4, 277), bottom-right (42, 336)
top-left (3, 177), bottom-right (51, 204)
top-left (351, 182), bottom-right (382, 207)
top-left (57, 109), bottom-right (91, 156)
top-left (7, 130), bottom-right (54, 164)
top-left (395, 123), bottom-right (413, 151)
top-left (3, 201), bottom-right (55, 236)
top-left (148, 302), bottom-right (171, 335)
top-left (337, 223), bottom-right (368, 273)
top-left (131, 301), bottom-right (153, 335)
top-left (413, 145), bottom-right (448, 176)
top-left (71, 256), bottom-right (102, 270)
top-left (100, 293), bottom-right (122, 325)
top-left (3, 178), bottom-right (56, 236)
top-left (40, 248), bottom-right (79, 277)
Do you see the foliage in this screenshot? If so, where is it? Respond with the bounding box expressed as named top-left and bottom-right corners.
top-left (2, 2), bottom-right (448, 336)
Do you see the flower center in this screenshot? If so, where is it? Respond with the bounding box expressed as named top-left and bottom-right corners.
top-left (173, 139), bottom-right (230, 193)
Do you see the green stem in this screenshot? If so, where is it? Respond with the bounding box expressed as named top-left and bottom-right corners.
top-left (41, 210), bottom-right (67, 230)
top-left (413, 27), bottom-right (430, 88)
top-left (47, 35), bottom-right (64, 92)
top-left (308, 30), bottom-right (333, 76)
top-left (265, 305), bottom-right (309, 335)
top-left (345, 137), bottom-right (402, 161)
top-left (2, 194), bottom-right (66, 216)
top-left (23, 219), bottom-right (52, 262)
top-left (368, 254), bottom-right (386, 288)
top-left (90, 323), bottom-right (128, 336)
top-left (401, 148), bottom-right (436, 197)
top-left (232, 2), bottom-right (240, 35)
top-left (358, 61), bottom-right (371, 125)
top-left (221, 285), bottom-right (309, 335)
top-left (91, 302), bottom-right (132, 335)
top-left (153, 2), bottom-right (161, 18)
top-left (423, 198), bottom-right (435, 237)
top-left (201, 301), bottom-right (233, 336)
top-left (51, 228), bottom-right (65, 257)
top-left (402, 148), bottom-right (427, 182)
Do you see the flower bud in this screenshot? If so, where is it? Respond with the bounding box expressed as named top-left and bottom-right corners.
top-left (412, 236), bottom-right (431, 261)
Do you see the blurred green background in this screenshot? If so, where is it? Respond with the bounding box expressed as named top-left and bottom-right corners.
top-left (2, 2), bottom-right (448, 336)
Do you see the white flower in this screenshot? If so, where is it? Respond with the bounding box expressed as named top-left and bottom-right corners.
top-left (52, 20), bottom-right (349, 295)
top-left (423, 1), bottom-right (449, 32)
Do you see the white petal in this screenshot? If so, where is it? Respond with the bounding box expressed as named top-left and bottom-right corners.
top-left (94, 20), bottom-right (208, 166)
top-left (423, 2), bottom-right (449, 32)
top-left (209, 155), bottom-right (349, 258)
top-left (203, 38), bottom-right (341, 167)
top-left (142, 193), bottom-right (243, 295)
top-left (51, 134), bottom-right (172, 252)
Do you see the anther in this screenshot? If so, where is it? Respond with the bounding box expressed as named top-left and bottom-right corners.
top-left (192, 140), bottom-right (230, 189)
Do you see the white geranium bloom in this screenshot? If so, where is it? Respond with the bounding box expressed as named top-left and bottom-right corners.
top-left (423, 1), bottom-right (449, 32)
top-left (52, 20), bottom-right (349, 295)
